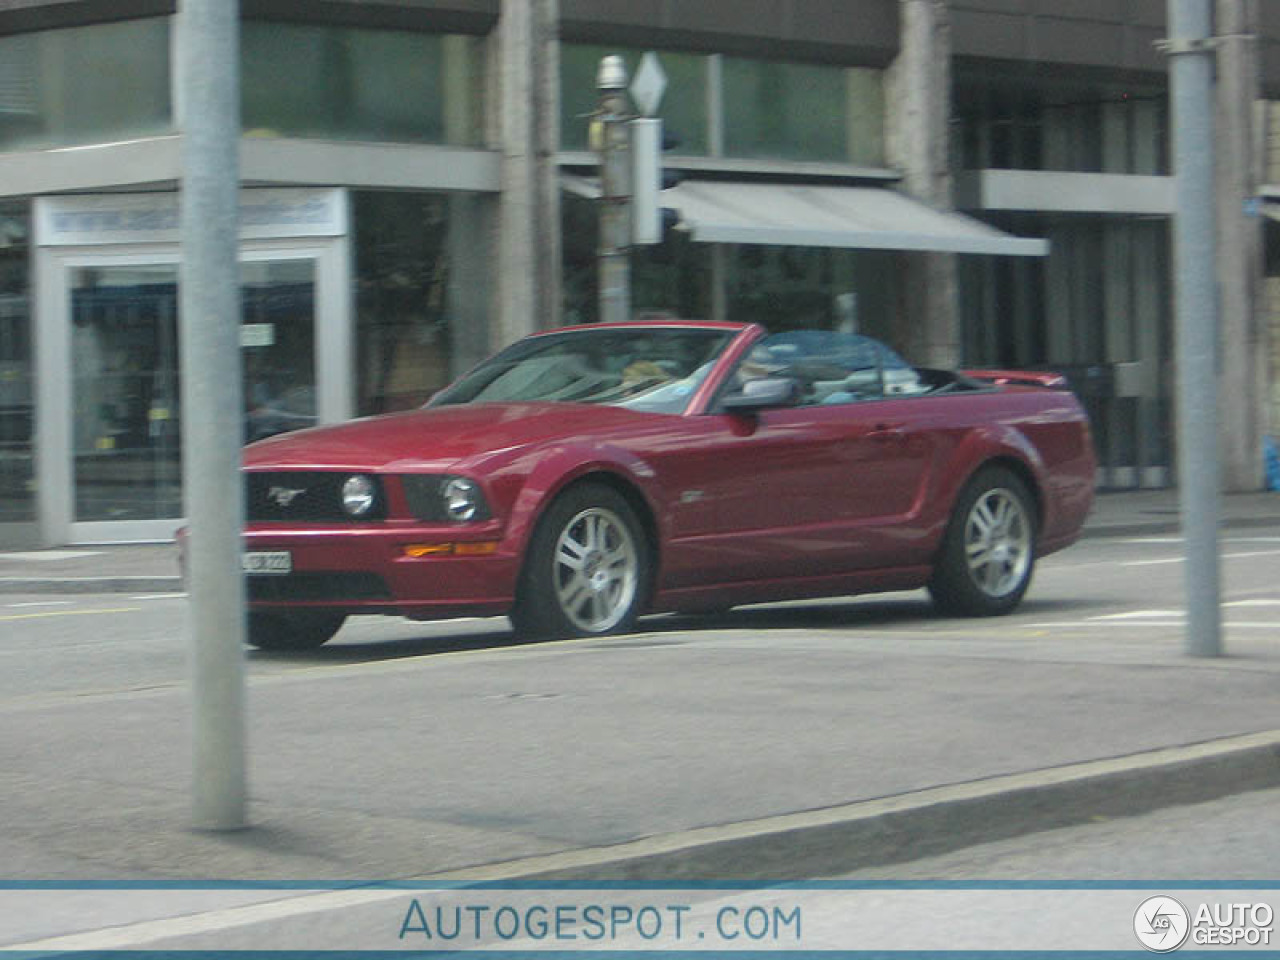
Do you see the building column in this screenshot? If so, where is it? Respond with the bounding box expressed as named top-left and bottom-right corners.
top-left (886, 0), bottom-right (959, 368)
top-left (493, 0), bottom-right (561, 351)
top-left (1216, 0), bottom-right (1268, 490)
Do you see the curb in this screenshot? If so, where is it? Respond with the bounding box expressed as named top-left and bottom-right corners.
top-left (420, 730), bottom-right (1280, 882)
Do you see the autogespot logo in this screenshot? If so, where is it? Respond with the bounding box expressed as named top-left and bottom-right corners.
top-left (1135, 896), bottom-right (1191, 952)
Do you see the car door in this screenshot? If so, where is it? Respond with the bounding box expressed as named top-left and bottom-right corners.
top-left (688, 332), bottom-right (938, 583)
top-left (696, 398), bottom-right (935, 582)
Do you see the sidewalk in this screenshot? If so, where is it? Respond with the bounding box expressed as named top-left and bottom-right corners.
top-left (1, 489), bottom-right (1278, 594)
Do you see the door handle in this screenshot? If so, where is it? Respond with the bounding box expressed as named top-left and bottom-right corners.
top-left (868, 424), bottom-right (906, 442)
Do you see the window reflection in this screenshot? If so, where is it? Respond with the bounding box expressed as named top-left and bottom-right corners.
top-left (69, 260), bottom-right (320, 522)
top-left (71, 266), bottom-right (182, 522)
top-left (242, 23), bottom-right (482, 145)
top-left (242, 261), bottom-right (318, 442)
top-left (723, 58), bottom-right (866, 164)
top-left (727, 245), bottom-right (898, 340)
top-left (354, 192), bottom-right (455, 414)
top-left (0, 19), bottom-right (170, 152)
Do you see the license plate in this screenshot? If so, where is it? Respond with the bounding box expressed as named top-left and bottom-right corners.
top-left (242, 551), bottom-right (292, 575)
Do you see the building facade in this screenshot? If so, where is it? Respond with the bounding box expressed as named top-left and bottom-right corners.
top-left (0, 0), bottom-right (1276, 547)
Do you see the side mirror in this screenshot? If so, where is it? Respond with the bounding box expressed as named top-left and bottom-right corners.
top-left (720, 377), bottom-right (801, 413)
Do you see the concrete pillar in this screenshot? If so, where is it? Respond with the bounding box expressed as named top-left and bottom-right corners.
top-left (493, 0), bottom-right (561, 352)
top-left (1215, 0), bottom-right (1268, 490)
top-left (886, 0), bottom-right (959, 368)
top-left (444, 36), bottom-right (498, 377)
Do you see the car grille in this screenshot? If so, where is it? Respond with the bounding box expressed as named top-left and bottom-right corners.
top-left (246, 471), bottom-right (387, 523)
top-left (247, 572), bottom-right (392, 602)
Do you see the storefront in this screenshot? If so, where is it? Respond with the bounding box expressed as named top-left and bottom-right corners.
top-left (0, 10), bottom-right (499, 548)
top-left (33, 189), bottom-right (353, 543)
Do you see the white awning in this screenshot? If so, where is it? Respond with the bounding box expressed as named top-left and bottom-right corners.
top-left (662, 180), bottom-right (1049, 257)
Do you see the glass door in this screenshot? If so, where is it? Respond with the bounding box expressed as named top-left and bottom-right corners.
top-left (39, 243), bottom-right (349, 544)
top-left (242, 259), bottom-right (319, 443)
top-left (70, 264), bottom-right (181, 523)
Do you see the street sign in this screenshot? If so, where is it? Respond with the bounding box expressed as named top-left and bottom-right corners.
top-left (630, 51), bottom-right (667, 117)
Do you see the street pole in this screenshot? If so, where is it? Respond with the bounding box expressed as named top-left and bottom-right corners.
top-left (1166, 0), bottom-right (1223, 657)
top-left (595, 55), bottom-right (631, 325)
top-left (178, 0), bottom-right (248, 828)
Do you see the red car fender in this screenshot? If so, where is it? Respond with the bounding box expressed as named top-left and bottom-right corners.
top-left (499, 442), bottom-right (669, 565)
top-left (926, 423), bottom-right (1048, 541)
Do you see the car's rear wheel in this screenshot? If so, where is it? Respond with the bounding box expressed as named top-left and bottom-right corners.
top-left (247, 611), bottom-right (345, 650)
top-left (929, 466), bottom-right (1036, 617)
top-left (511, 483), bottom-right (650, 640)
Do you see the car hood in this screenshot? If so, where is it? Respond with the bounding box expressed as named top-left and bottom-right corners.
top-left (242, 402), bottom-right (661, 472)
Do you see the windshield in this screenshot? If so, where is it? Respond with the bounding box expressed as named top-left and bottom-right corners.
top-left (431, 327), bottom-right (734, 414)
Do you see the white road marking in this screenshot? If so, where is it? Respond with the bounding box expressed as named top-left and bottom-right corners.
top-left (1089, 610), bottom-right (1185, 620)
top-left (0, 550), bottom-right (104, 562)
top-left (1123, 549), bottom-right (1280, 567)
top-left (1121, 536), bottom-right (1280, 545)
top-left (1030, 619), bottom-right (1279, 631)
top-left (4, 601), bottom-right (75, 609)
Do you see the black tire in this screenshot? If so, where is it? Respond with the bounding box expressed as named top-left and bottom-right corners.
top-left (928, 466), bottom-right (1037, 617)
top-left (247, 611), bottom-right (345, 651)
top-left (510, 483), bottom-right (651, 640)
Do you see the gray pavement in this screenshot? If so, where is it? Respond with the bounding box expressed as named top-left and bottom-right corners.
top-left (0, 489), bottom-right (1279, 902)
top-left (3, 618), bottom-right (1279, 887)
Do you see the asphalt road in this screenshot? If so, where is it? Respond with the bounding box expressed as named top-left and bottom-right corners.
top-left (4, 523), bottom-right (1280, 701)
top-left (3, 527), bottom-right (1279, 950)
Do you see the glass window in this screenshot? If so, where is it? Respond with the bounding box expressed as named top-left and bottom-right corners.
top-left (66, 258), bottom-right (321, 522)
top-left (70, 265), bottom-right (181, 523)
top-left (0, 19), bottom-right (170, 152)
top-left (354, 192), bottom-right (456, 415)
top-left (242, 23), bottom-right (482, 145)
top-left (728, 330), bottom-right (922, 407)
top-left (725, 245), bottom-right (898, 343)
top-left (560, 45), bottom-right (708, 155)
top-left (242, 260), bottom-right (318, 443)
top-left (723, 58), bottom-right (881, 164)
top-left (0, 201), bottom-right (32, 524)
top-left (433, 326), bottom-right (732, 414)
top-left (561, 195), bottom-right (713, 325)
top-left (954, 80), bottom-right (1168, 175)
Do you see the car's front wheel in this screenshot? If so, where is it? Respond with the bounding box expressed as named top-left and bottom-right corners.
top-left (511, 483), bottom-right (650, 640)
top-left (929, 466), bottom-right (1036, 616)
top-left (247, 611), bottom-right (345, 650)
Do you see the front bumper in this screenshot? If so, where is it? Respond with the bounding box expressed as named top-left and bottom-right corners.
top-left (241, 521), bottom-right (519, 620)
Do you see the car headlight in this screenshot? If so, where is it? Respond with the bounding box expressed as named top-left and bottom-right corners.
top-left (341, 474), bottom-right (377, 517)
top-left (442, 477), bottom-right (483, 522)
top-left (402, 475), bottom-right (492, 523)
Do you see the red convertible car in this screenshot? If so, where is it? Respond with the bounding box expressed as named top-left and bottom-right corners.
top-left (240, 321), bottom-right (1095, 649)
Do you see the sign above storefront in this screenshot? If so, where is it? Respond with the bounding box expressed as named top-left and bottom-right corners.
top-left (35, 188), bottom-right (347, 247)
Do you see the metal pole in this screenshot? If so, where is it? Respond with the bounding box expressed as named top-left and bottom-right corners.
top-left (178, 0), bottom-right (248, 828)
top-left (1167, 0), bottom-right (1223, 657)
top-left (595, 56), bottom-right (631, 325)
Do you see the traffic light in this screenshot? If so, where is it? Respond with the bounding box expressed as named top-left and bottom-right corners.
top-left (630, 117), bottom-right (682, 245)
